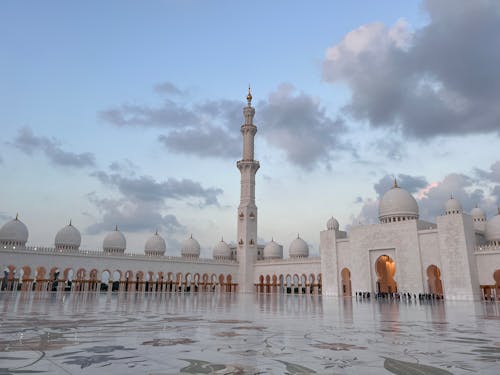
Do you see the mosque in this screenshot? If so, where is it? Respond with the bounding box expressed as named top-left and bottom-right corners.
top-left (1, 90), bottom-right (499, 301)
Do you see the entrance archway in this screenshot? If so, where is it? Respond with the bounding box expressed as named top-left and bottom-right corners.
top-left (427, 265), bottom-right (443, 297)
top-left (341, 268), bottom-right (352, 296)
top-left (375, 255), bottom-right (397, 294)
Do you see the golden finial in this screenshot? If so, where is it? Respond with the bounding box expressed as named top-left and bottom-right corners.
top-left (393, 178), bottom-right (398, 188)
top-left (115, 224), bottom-right (118, 231)
top-left (246, 85), bottom-right (252, 104)
top-left (155, 229), bottom-right (158, 235)
top-left (15, 213), bottom-right (19, 220)
top-left (497, 207), bottom-right (500, 215)
top-left (69, 219), bottom-right (72, 226)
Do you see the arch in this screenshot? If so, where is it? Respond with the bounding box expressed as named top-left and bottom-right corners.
top-left (426, 265), bottom-right (443, 296)
top-left (375, 255), bottom-right (397, 294)
top-left (21, 266), bottom-right (32, 281)
top-left (340, 268), bottom-right (352, 296)
top-left (494, 270), bottom-right (500, 301)
top-left (259, 274), bottom-right (264, 293)
top-left (226, 274), bottom-right (232, 292)
top-left (218, 273), bottom-right (225, 286)
top-left (101, 270), bottom-right (111, 291)
top-left (285, 274), bottom-right (292, 293)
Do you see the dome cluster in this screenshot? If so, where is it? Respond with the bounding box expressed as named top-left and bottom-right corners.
top-left (103, 226), bottom-right (127, 254)
top-left (263, 239), bottom-right (283, 259)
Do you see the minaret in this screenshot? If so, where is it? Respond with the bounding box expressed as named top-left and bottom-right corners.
top-left (237, 87), bottom-right (260, 293)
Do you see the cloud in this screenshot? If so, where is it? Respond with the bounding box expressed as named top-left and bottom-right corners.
top-left (258, 84), bottom-right (346, 169)
top-left (374, 173), bottom-right (428, 198)
top-left (323, 0), bottom-right (500, 138)
top-left (154, 81), bottom-right (186, 96)
top-left (101, 82), bottom-right (349, 168)
top-left (12, 127), bottom-right (96, 168)
top-left (159, 127), bottom-right (240, 158)
top-left (85, 194), bottom-right (184, 235)
top-left (475, 161), bottom-right (500, 183)
top-left (91, 171), bottom-right (223, 207)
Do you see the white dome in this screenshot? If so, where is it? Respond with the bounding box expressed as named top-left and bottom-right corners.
top-left (326, 217), bottom-right (339, 231)
top-left (181, 235), bottom-right (200, 258)
top-left (471, 206), bottom-right (486, 219)
top-left (263, 239), bottom-right (283, 259)
top-left (145, 231), bottom-right (166, 256)
top-left (471, 206), bottom-right (487, 232)
top-left (212, 239), bottom-right (231, 259)
top-left (103, 226), bottom-right (126, 253)
top-left (445, 197), bottom-right (462, 215)
top-left (486, 210), bottom-right (500, 243)
top-left (55, 221), bottom-right (81, 251)
top-left (289, 236), bottom-right (309, 258)
top-left (0, 215), bottom-right (29, 248)
top-left (379, 181), bottom-right (419, 223)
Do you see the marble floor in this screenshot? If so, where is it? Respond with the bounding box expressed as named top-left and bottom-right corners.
top-left (0, 292), bottom-right (499, 374)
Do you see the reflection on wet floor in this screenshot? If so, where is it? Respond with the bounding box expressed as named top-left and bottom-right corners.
top-left (0, 291), bottom-right (499, 374)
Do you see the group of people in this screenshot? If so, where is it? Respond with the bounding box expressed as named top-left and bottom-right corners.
top-left (355, 291), bottom-right (444, 301)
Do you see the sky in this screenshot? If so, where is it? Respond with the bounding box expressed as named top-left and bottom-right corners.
top-left (1, 0), bottom-right (499, 257)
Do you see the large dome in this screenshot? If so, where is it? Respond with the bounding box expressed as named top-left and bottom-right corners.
top-left (263, 239), bottom-right (283, 259)
top-left (379, 181), bottom-right (419, 223)
top-left (326, 217), bottom-right (339, 231)
top-left (213, 238), bottom-right (231, 259)
top-left (103, 226), bottom-right (126, 254)
top-left (0, 215), bottom-right (29, 248)
top-left (145, 231), bottom-right (166, 256)
top-left (486, 209), bottom-right (500, 244)
top-left (289, 235), bottom-right (309, 258)
top-left (181, 235), bottom-right (200, 258)
top-left (444, 197), bottom-right (462, 215)
top-left (55, 221), bottom-right (81, 251)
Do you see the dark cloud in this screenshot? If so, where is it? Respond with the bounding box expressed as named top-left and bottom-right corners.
top-left (12, 127), bottom-right (95, 168)
top-left (101, 82), bottom-right (349, 169)
top-left (258, 84), bottom-right (346, 169)
top-left (374, 173), bottom-right (428, 198)
top-left (158, 127), bottom-right (240, 158)
top-left (323, 0), bottom-right (500, 138)
top-left (85, 194), bottom-right (184, 235)
top-left (154, 81), bottom-right (186, 96)
top-left (475, 161), bottom-right (500, 183)
top-left (91, 171), bottom-right (223, 207)
top-left (99, 100), bottom-right (198, 128)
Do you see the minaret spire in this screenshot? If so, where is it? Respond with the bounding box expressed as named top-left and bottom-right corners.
top-left (237, 87), bottom-right (260, 293)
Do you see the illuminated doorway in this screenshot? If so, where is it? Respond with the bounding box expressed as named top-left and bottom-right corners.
top-left (341, 268), bottom-right (352, 296)
top-left (375, 255), bottom-right (397, 293)
top-left (427, 265), bottom-right (443, 296)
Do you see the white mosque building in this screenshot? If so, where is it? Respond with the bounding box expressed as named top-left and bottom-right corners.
top-left (1, 90), bottom-right (499, 300)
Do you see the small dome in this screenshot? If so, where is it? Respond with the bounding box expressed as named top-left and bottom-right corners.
top-left (0, 215), bottom-right (29, 248)
top-left (55, 221), bottom-right (81, 251)
top-left (379, 180), bottom-right (419, 223)
top-left (444, 196), bottom-right (462, 215)
top-left (263, 239), bottom-right (283, 259)
top-left (145, 231), bottom-right (166, 256)
top-left (486, 209), bottom-right (500, 244)
top-left (181, 235), bottom-right (200, 258)
top-left (326, 217), bottom-right (339, 231)
top-left (289, 235), bottom-right (309, 258)
top-left (471, 206), bottom-right (486, 219)
top-left (213, 238), bottom-right (231, 259)
top-left (103, 226), bottom-right (126, 254)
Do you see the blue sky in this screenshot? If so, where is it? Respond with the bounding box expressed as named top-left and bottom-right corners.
top-left (1, 0), bottom-right (499, 256)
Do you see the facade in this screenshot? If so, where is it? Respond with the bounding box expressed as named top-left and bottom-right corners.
top-left (1, 91), bottom-right (500, 300)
